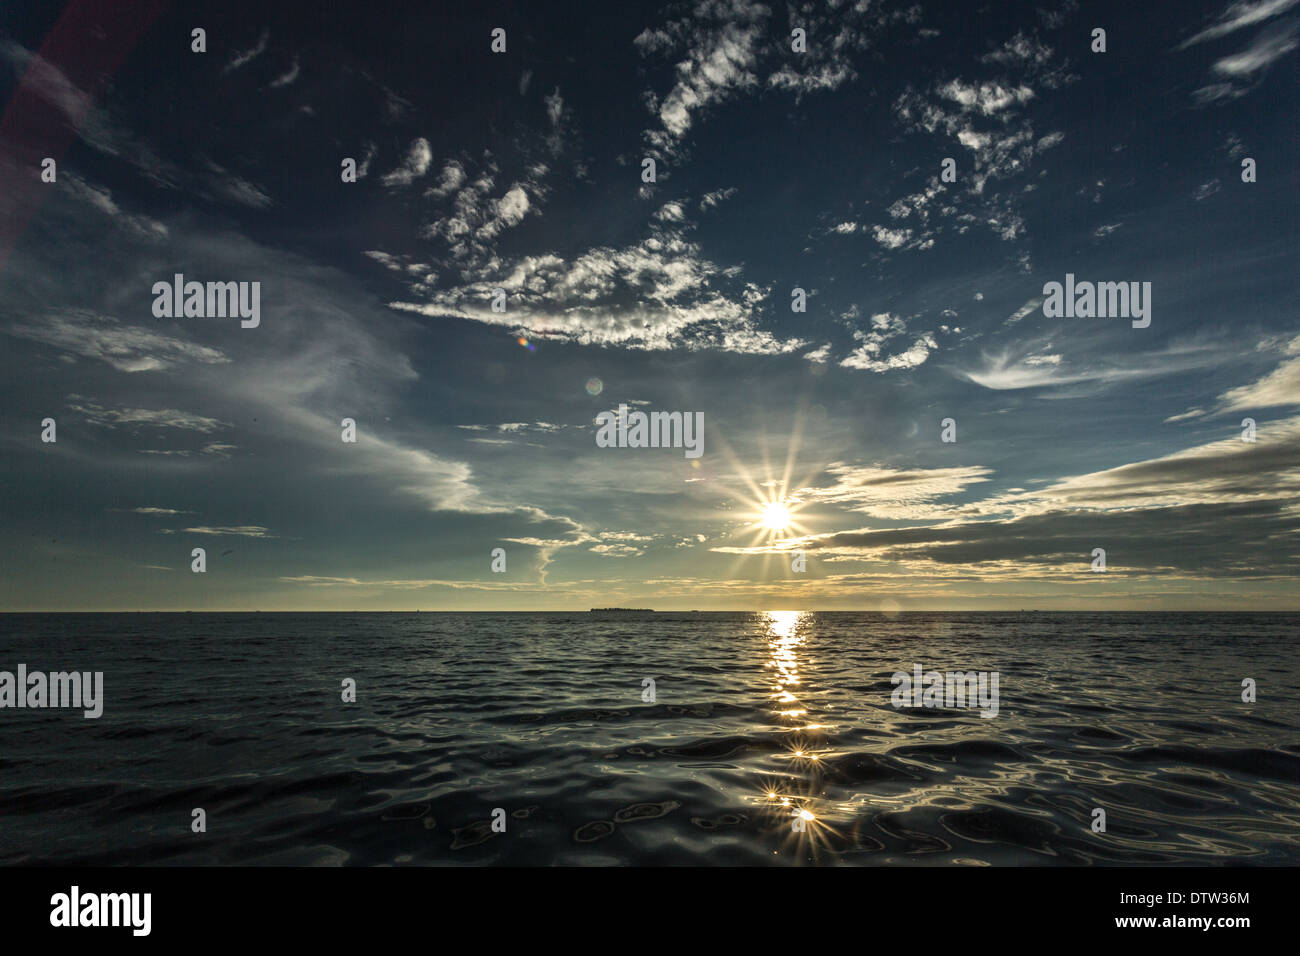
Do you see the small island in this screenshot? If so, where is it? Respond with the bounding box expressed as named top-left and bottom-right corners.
top-left (589, 607), bottom-right (653, 613)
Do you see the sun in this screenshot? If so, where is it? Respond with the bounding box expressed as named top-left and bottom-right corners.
top-left (760, 501), bottom-right (793, 531)
top-left (741, 491), bottom-right (809, 543)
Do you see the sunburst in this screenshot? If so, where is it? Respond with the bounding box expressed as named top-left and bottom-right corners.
top-left (760, 500), bottom-right (793, 531)
top-left (744, 490), bottom-right (809, 542)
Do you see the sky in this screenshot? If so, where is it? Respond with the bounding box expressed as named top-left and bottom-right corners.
top-left (0, 0), bottom-right (1297, 611)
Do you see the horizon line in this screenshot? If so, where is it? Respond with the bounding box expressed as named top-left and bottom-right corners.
top-left (2, 608), bottom-right (1299, 614)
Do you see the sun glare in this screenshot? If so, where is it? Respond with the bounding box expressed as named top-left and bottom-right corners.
top-left (760, 501), bottom-right (792, 531)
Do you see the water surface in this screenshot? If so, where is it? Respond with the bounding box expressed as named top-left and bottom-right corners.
top-left (1, 611), bottom-right (1297, 865)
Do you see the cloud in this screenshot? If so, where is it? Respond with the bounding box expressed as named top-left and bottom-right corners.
top-left (699, 187), bottom-right (737, 210)
top-left (936, 79), bottom-right (1035, 115)
top-left (797, 463), bottom-right (994, 520)
top-left (1216, 335), bottom-right (1300, 411)
top-left (1188, 16), bottom-right (1300, 100)
top-left (9, 311), bottom-right (229, 372)
top-left (419, 161), bottom-right (549, 257)
top-left (485, 185), bottom-right (531, 234)
top-left (200, 158), bottom-right (273, 208)
top-left (981, 32), bottom-right (1055, 67)
top-left (62, 174), bottom-right (167, 237)
top-left (363, 250), bottom-right (437, 292)
top-left (425, 160), bottom-right (467, 199)
top-left (269, 57), bottom-right (300, 88)
top-left (382, 138), bottom-right (433, 187)
top-left (1003, 298), bottom-right (1042, 325)
top-left (390, 225), bottom-right (805, 356)
top-left (635, 1), bottom-right (769, 150)
top-left (794, 416), bottom-right (1300, 578)
top-left (66, 397), bottom-right (230, 433)
top-left (765, 1), bottom-right (906, 100)
top-left (872, 225), bottom-right (911, 249)
top-left (223, 28), bottom-right (270, 74)
top-left (836, 314), bottom-right (939, 372)
top-left (960, 340), bottom-right (1227, 392)
top-left (545, 88), bottom-right (564, 126)
top-left (355, 143), bottom-right (376, 179)
top-left (1212, 19), bottom-right (1300, 74)
top-left (882, 40), bottom-right (1074, 250)
top-left (841, 333), bottom-right (937, 372)
top-left (1193, 82), bottom-right (1249, 103)
top-left (1194, 178), bottom-right (1222, 200)
top-left (0, 41), bottom-right (183, 187)
top-left (655, 201), bottom-right (686, 222)
top-left (182, 525), bottom-right (275, 537)
top-left (1179, 0), bottom-right (1300, 48)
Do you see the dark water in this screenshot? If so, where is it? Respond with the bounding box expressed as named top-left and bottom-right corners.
top-left (1, 611), bottom-right (1297, 866)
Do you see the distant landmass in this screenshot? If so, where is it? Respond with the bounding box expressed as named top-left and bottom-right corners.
top-left (589, 607), bottom-right (653, 613)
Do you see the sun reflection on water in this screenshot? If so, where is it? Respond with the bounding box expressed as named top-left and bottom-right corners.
top-left (765, 611), bottom-right (807, 714)
top-left (755, 610), bottom-right (844, 860)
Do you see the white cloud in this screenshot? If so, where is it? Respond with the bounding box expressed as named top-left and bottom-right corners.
top-left (382, 138), bottom-right (433, 187)
top-left (699, 187), bottom-right (737, 209)
top-left (936, 79), bottom-right (1035, 115)
top-left (1216, 335), bottom-right (1300, 411)
top-left (871, 225), bottom-right (911, 249)
top-left (426, 160), bottom-right (466, 199)
top-left (390, 227), bottom-right (803, 356)
top-left (837, 314), bottom-right (938, 373)
top-left (10, 311), bottom-right (229, 372)
top-left (1179, 0), bottom-right (1300, 48)
top-left (66, 397), bottom-right (230, 433)
top-left (798, 462), bottom-right (993, 520)
top-left (1212, 20), bottom-right (1299, 74)
top-left (635, 1), bottom-right (769, 150)
top-left (1004, 298), bottom-right (1042, 325)
top-left (269, 57), bottom-right (300, 88)
top-left (655, 201), bottom-right (686, 222)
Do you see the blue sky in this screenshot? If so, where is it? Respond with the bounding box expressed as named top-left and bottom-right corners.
top-left (1, 0), bottom-right (1298, 610)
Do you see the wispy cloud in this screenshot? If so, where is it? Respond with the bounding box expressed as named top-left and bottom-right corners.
top-left (1179, 0), bottom-right (1300, 47)
top-left (269, 57), bottom-right (300, 88)
top-left (223, 28), bottom-right (270, 74)
top-left (181, 525), bottom-right (275, 537)
top-left (10, 312), bottom-right (229, 372)
top-left (66, 397), bottom-right (230, 433)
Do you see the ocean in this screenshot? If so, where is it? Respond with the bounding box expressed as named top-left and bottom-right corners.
top-left (1, 611), bottom-right (1297, 865)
